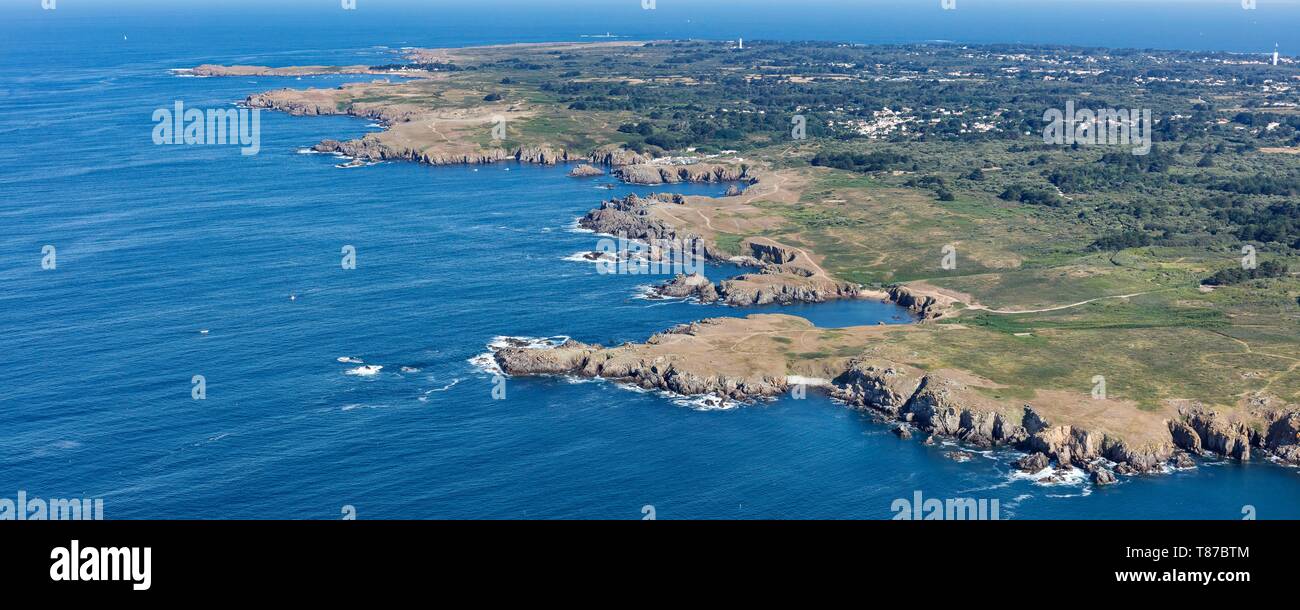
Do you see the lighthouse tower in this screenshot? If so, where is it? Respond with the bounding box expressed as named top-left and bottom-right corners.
top-left (1273, 44), bottom-right (1279, 66)
top-left (738, 38), bottom-right (744, 50)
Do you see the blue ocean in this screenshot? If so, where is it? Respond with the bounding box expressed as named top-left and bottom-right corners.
top-left (2, 0), bottom-right (1298, 519)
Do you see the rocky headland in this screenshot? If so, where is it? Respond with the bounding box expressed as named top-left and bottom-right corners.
top-left (191, 44), bottom-right (1300, 488)
top-left (490, 315), bottom-right (1300, 479)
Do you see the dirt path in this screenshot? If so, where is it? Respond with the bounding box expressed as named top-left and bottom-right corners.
top-left (966, 290), bottom-right (1163, 314)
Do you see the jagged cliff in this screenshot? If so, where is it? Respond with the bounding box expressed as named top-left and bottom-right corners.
top-left (580, 194), bottom-right (870, 306)
top-left (1170, 404), bottom-right (1300, 463)
top-left (311, 137), bottom-right (571, 166)
top-left (492, 321), bottom-right (1300, 480)
top-left (613, 163), bottom-right (757, 185)
top-left (492, 321), bottom-right (791, 400)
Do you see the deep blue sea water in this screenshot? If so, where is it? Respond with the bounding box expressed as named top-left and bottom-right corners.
top-left (2, 1), bottom-right (1298, 519)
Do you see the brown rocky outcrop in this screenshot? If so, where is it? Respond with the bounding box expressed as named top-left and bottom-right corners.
top-left (654, 273), bottom-right (719, 302)
top-left (1171, 408), bottom-right (1256, 460)
top-left (492, 322), bottom-right (789, 400)
top-left (1015, 452), bottom-right (1050, 473)
top-left (578, 194), bottom-right (698, 249)
top-left (568, 164), bottom-right (605, 177)
top-left (1169, 405), bottom-right (1300, 464)
top-left (715, 274), bottom-right (863, 306)
top-left (887, 285), bottom-right (949, 320)
top-left (613, 163), bottom-right (755, 185)
top-left (900, 376), bottom-right (1026, 447)
top-left (587, 145), bottom-right (651, 167)
top-left (831, 361), bottom-right (925, 415)
top-left (830, 361), bottom-right (1179, 473)
top-left (1091, 469), bottom-right (1118, 485)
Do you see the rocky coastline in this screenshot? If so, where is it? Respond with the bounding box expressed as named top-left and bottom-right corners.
top-left (577, 192), bottom-right (897, 308)
top-left (490, 322), bottom-right (1300, 482)
top-left (244, 91), bottom-right (749, 179)
top-left (220, 60), bottom-right (1300, 487)
top-left (613, 163), bottom-right (758, 185)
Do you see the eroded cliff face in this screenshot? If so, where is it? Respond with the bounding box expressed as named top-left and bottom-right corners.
top-left (492, 321), bottom-right (790, 400)
top-left (312, 137), bottom-right (573, 166)
top-left (887, 285), bottom-right (949, 320)
top-left (612, 163), bottom-right (756, 185)
top-left (1169, 405), bottom-right (1300, 465)
top-left (579, 193), bottom-right (695, 247)
top-left (837, 360), bottom-right (1300, 473)
top-left (493, 321), bottom-right (1300, 480)
top-left (716, 274), bottom-right (863, 305)
top-left (247, 91), bottom-right (662, 170)
top-left (580, 195), bottom-right (870, 307)
top-left (587, 145), bottom-right (651, 167)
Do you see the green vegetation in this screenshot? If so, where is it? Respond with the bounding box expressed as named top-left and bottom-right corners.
top-left (271, 39), bottom-right (1300, 417)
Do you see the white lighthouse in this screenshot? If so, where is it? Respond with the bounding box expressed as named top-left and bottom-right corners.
top-left (1273, 43), bottom-right (1279, 66)
top-left (738, 38), bottom-right (744, 50)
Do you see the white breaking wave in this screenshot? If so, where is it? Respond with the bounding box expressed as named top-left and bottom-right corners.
top-left (665, 392), bottom-right (738, 411)
top-left (566, 217), bottom-right (595, 233)
top-left (563, 251), bottom-right (615, 264)
top-left (488, 335), bottom-right (572, 350)
top-left (342, 402), bottom-right (394, 411)
top-left (1010, 465), bottom-right (1089, 488)
top-left (419, 379), bottom-right (462, 401)
top-left (344, 365), bottom-right (383, 376)
top-left (337, 356), bottom-right (364, 364)
top-left (468, 352), bottom-right (501, 375)
top-left (470, 335), bottom-right (573, 376)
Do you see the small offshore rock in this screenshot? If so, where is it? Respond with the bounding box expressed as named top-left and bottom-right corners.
top-left (892, 425), bottom-right (912, 440)
top-left (568, 164), bottom-right (605, 177)
top-left (1091, 469), bottom-right (1118, 486)
top-left (1015, 452), bottom-right (1050, 473)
